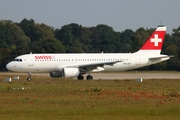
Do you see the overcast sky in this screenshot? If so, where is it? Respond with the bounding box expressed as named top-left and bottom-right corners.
top-left (0, 0), bottom-right (179, 33)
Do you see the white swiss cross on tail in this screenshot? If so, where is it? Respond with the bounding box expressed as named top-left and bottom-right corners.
top-left (140, 26), bottom-right (166, 50)
top-left (150, 34), bottom-right (162, 47)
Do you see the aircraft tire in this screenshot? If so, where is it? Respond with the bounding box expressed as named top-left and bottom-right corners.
top-left (86, 75), bottom-right (93, 80)
top-left (27, 77), bottom-right (31, 81)
top-left (77, 75), bottom-right (84, 80)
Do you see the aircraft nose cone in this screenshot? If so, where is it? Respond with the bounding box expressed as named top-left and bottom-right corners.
top-left (6, 62), bottom-right (12, 71)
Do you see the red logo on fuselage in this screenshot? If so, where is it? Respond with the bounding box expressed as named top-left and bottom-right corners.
top-left (35, 55), bottom-right (52, 60)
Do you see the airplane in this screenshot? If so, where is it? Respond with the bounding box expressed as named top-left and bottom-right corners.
top-left (6, 25), bottom-right (172, 81)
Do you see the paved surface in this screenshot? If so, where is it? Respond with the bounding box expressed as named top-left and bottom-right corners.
top-left (92, 72), bottom-right (180, 80)
top-left (1, 72), bottom-right (180, 80)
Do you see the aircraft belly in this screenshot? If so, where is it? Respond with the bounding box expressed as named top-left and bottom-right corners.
top-left (103, 58), bottom-right (148, 71)
top-left (104, 64), bottom-right (134, 71)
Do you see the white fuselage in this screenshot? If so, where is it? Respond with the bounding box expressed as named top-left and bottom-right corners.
top-left (6, 52), bottom-right (169, 73)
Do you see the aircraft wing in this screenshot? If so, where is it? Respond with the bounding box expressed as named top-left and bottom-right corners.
top-left (67, 61), bottom-right (122, 71)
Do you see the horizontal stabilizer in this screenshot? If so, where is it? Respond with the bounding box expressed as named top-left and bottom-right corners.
top-left (149, 55), bottom-right (174, 61)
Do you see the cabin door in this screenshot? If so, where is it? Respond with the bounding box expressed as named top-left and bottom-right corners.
top-left (28, 54), bottom-right (34, 66)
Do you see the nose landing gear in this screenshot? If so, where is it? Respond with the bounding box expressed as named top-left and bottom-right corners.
top-left (27, 72), bottom-right (32, 81)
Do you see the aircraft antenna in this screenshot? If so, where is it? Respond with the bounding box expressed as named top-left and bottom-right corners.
top-left (158, 21), bottom-right (164, 27)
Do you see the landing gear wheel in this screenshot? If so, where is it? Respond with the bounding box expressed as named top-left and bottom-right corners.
top-left (27, 77), bottom-right (31, 81)
top-left (86, 75), bottom-right (93, 80)
top-left (77, 75), bottom-right (84, 80)
top-left (27, 72), bottom-right (32, 81)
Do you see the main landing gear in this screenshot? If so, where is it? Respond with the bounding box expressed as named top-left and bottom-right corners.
top-left (77, 74), bottom-right (93, 80)
top-left (86, 75), bottom-right (93, 80)
top-left (77, 75), bottom-right (84, 80)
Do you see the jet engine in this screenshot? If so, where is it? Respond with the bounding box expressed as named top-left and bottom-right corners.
top-left (62, 68), bottom-right (80, 78)
top-left (50, 68), bottom-right (80, 78)
top-left (50, 71), bottom-right (63, 78)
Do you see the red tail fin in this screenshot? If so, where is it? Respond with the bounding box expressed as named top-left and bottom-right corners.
top-left (140, 26), bottom-right (166, 50)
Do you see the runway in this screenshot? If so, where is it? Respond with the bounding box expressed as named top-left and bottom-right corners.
top-left (1, 71), bottom-right (180, 80)
top-left (91, 72), bottom-right (180, 80)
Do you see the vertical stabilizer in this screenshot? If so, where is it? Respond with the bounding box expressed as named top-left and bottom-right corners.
top-left (137, 26), bottom-right (166, 55)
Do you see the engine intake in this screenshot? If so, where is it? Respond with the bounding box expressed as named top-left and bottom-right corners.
top-left (62, 68), bottom-right (80, 78)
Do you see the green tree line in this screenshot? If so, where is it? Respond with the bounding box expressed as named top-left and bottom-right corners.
top-left (0, 19), bottom-right (180, 71)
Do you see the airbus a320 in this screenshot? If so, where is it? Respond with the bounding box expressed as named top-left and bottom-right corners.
top-left (6, 25), bottom-right (172, 80)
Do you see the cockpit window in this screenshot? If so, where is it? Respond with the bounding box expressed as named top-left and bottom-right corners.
top-left (13, 59), bottom-right (22, 62)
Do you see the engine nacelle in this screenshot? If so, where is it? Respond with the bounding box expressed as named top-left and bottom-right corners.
top-left (62, 68), bottom-right (80, 78)
top-left (50, 71), bottom-right (63, 78)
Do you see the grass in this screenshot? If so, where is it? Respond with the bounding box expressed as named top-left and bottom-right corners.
top-left (0, 74), bottom-right (180, 120)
